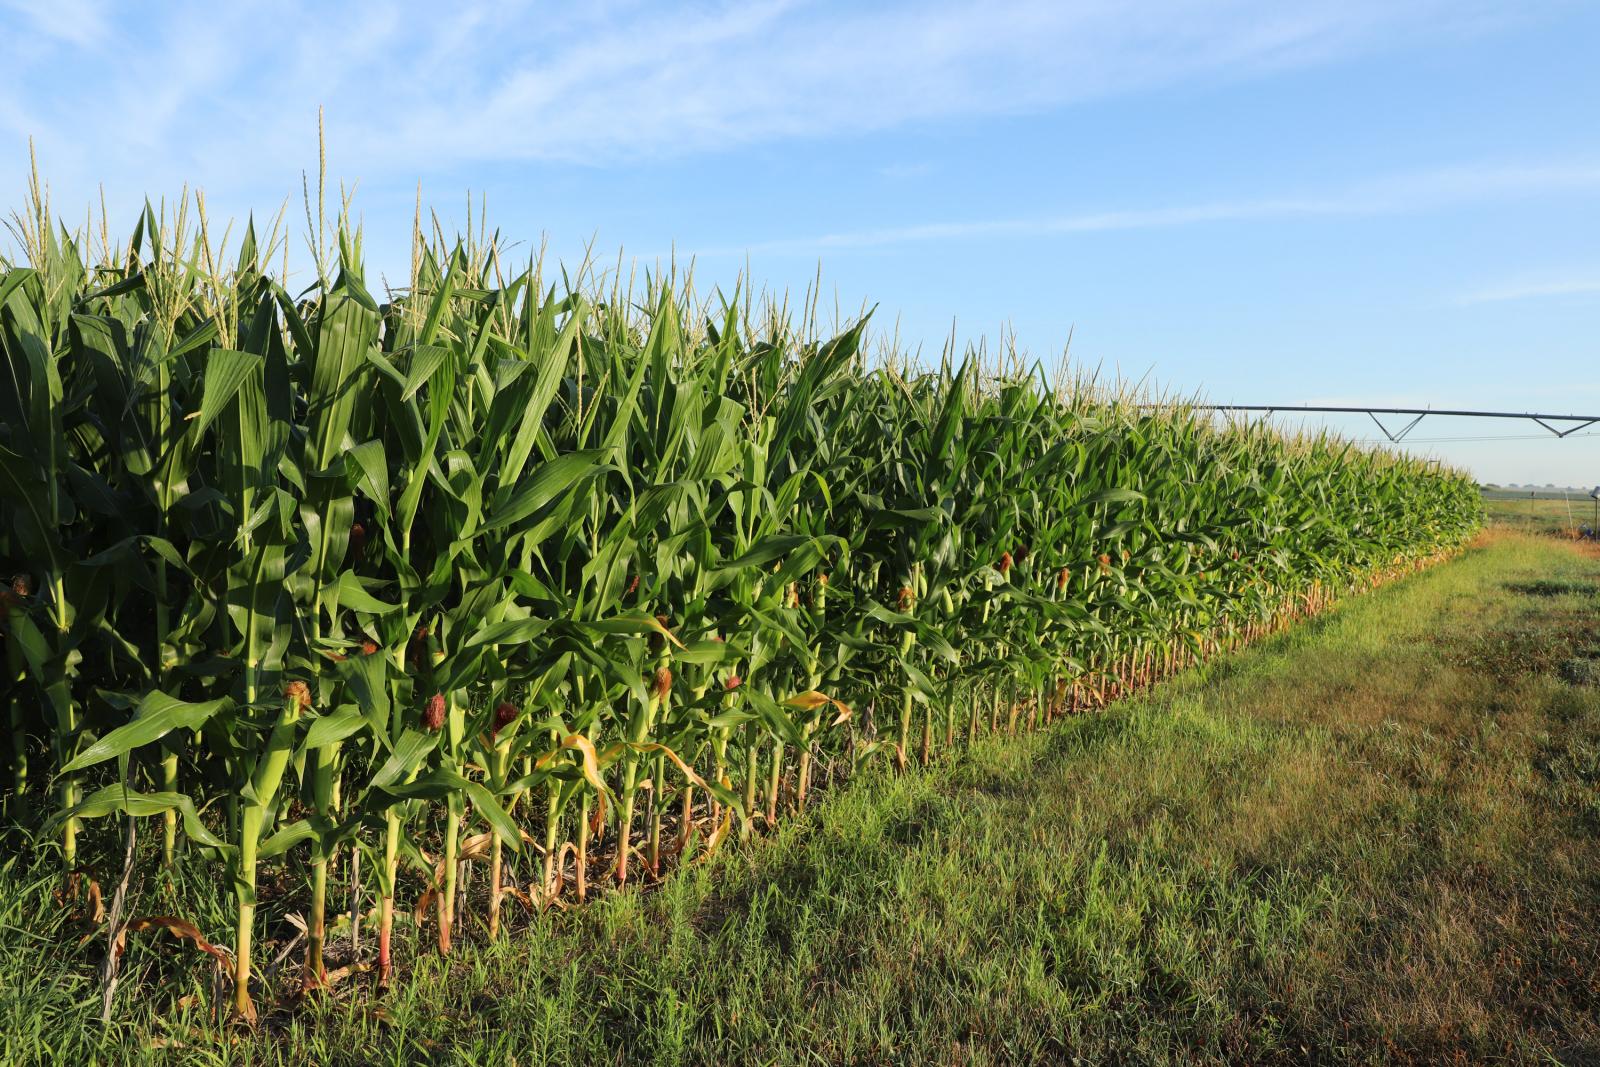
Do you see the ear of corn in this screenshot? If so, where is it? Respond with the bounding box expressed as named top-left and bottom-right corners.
top-left (0, 190), bottom-right (1481, 1019)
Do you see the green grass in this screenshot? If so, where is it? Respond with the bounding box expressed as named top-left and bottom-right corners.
top-left (4, 530), bottom-right (1598, 1065)
top-left (1482, 487), bottom-right (1599, 537)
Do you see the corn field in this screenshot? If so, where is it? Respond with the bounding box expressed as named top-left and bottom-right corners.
top-left (0, 185), bottom-right (1482, 1022)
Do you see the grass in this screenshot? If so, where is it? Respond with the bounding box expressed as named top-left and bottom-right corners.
top-left (4, 528), bottom-right (1598, 1065)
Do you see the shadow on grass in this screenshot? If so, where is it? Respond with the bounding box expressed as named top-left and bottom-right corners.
top-left (1505, 578), bottom-right (1599, 598)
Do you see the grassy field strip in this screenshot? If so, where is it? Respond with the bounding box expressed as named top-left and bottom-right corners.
top-left (1482, 490), bottom-right (1600, 538)
top-left (7, 528), bottom-right (1594, 1064)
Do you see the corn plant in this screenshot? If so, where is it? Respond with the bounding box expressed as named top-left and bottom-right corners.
top-left (0, 184), bottom-right (1482, 1023)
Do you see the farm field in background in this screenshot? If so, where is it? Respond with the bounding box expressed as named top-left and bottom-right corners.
top-left (1481, 487), bottom-right (1600, 538)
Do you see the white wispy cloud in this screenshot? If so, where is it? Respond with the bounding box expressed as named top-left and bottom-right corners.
top-left (1, 0), bottom-right (106, 47)
top-left (0, 0), bottom-right (1570, 198)
top-left (328, 0), bottom-right (1567, 165)
top-left (688, 161), bottom-right (1600, 255)
top-left (877, 162), bottom-right (935, 181)
top-left (1459, 276), bottom-right (1600, 303)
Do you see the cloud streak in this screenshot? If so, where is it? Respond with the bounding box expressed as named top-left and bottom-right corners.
top-left (0, 0), bottom-right (1569, 199)
top-left (689, 161), bottom-right (1600, 256)
top-left (1460, 276), bottom-right (1600, 303)
top-left (334, 1), bottom-right (1569, 167)
top-left (1, 0), bottom-right (106, 47)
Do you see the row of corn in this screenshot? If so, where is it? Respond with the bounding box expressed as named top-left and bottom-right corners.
top-left (0, 190), bottom-right (1482, 1020)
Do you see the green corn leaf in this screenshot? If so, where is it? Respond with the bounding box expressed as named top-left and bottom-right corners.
top-left (61, 692), bottom-right (232, 773)
top-left (484, 448), bottom-right (616, 533)
top-left (302, 704), bottom-right (369, 752)
top-left (258, 819), bottom-right (319, 858)
top-left (189, 349), bottom-right (262, 441)
top-left (367, 729), bottom-right (438, 793)
top-left (63, 784), bottom-right (228, 851)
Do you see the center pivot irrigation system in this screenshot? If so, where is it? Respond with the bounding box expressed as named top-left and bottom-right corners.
top-left (1173, 405), bottom-right (1600, 444)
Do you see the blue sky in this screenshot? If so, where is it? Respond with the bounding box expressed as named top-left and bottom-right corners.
top-left (3, 0), bottom-right (1597, 486)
